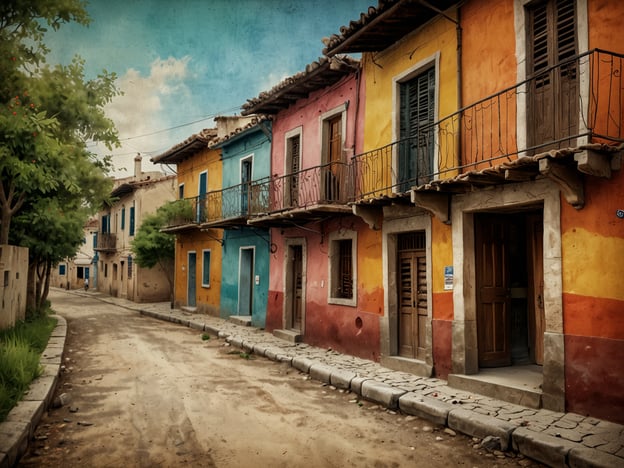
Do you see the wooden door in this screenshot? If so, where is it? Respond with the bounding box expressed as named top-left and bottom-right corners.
top-left (398, 250), bottom-right (427, 360)
top-left (289, 245), bottom-right (303, 331)
top-left (324, 115), bottom-right (342, 201)
top-left (527, 214), bottom-right (545, 364)
top-left (476, 216), bottom-right (512, 367)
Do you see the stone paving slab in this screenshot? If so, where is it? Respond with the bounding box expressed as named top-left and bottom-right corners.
top-left (72, 290), bottom-right (624, 467)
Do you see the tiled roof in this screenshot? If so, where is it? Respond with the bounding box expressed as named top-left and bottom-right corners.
top-left (322, 0), bottom-right (458, 56)
top-left (241, 55), bottom-right (359, 115)
top-left (151, 128), bottom-right (218, 164)
top-left (209, 115), bottom-right (272, 148)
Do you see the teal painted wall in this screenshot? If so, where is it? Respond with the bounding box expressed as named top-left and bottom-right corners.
top-left (219, 123), bottom-right (271, 327)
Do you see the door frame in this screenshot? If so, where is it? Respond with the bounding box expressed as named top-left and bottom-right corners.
top-left (237, 246), bottom-right (255, 316)
top-left (283, 237), bottom-right (306, 333)
top-left (451, 178), bottom-right (564, 411)
top-left (380, 205), bottom-right (433, 376)
top-left (187, 251), bottom-right (197, 307)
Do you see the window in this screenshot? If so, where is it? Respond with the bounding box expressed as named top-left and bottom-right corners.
top-left (240, 156), bottom-right (253, 214)
top-left (202, 250), bottom-right (211, 287)
top-left (198, 171), bottom-right (207, 222)
top-left (179, 183), bottom-right (185, 199)
top-left (398, 67), bottom-right (435, 190)
top-left (129, 204), bottom-right (135, 236)
top-left (93, 232), bottom-right (97, 248)
top-left (59, 264), bottom-right (66, 276)
top-left (121, 207), bottom-right (126, 230)
top-left (526, 0), bottom-right (578, 149)
top-left (113, 263), bottom-right (118, 280)
top-left (285, 127), bottom-right (302, 208)
top-left (328, 231), bottom-right (357, 306)
top-left (321, 108), bottom-right (345, 202)
top-left (101, 214), bottom-right (109, 233)
top-left (104, 263), bottom-right (108, 278)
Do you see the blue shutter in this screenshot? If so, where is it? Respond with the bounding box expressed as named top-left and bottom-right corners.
top-left (129, 206), bottom-right (135, 236)
top-left (121, 207), bottom-right (126, 230)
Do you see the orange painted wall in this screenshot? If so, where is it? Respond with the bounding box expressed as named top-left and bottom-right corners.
top-left (431, 217), bottom-right (453, 378)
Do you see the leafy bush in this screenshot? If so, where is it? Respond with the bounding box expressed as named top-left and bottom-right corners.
top-left (0, 314), bottom-right (57, 421)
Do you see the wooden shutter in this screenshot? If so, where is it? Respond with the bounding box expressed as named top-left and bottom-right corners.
top-left (338, 240), bottom-right (353, 299)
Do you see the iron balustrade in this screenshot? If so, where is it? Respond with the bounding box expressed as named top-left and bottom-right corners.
top-left (162, 197), bottom-right (203, 227)
top-left (249, 162), bottom-right (352, 216)
top-left (352, 49), bottom-right (624, 202)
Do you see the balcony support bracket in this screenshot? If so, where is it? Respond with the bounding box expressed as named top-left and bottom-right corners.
top-left (199, 228), bottom-right (224, 246)
top-left (574, 149), bottom-right (613, 178)
top-left (411, 191), bottom-right (451, 224)
top-left (352, 204), bottom-right (382, 230)
top-left (539, 158), bottom-right (584, 209)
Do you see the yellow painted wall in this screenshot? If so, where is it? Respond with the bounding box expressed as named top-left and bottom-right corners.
top-left (173, 146), bottom-right (224, 313)
top-left (360, 10), bottom-right (459, 193)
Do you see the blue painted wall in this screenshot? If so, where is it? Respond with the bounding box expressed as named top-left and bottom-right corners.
top-left (219, 122), bottom-right (271, 327)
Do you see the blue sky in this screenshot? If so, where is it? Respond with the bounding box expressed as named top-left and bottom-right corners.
top-left (43, 0), bottom-right (372, 176)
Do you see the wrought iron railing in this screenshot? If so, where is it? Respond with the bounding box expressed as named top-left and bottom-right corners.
top-left (352, 49), bottom-right (624, 201)
top-left (94, 232), bottom-right (116, 251)
top-left (250, 162), bottom-right (352, 215)
top-left (204, 182), bottom-right (255, 223)
top-left (162, 197), bottom-right (203, 227)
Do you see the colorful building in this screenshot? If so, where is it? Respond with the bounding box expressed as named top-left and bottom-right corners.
top-left (94, 155), bottom-right (176, 302)
top-left (207, 116), bottom-right (272, 328)
top-left (50, 216), bottom-right (98, 290)
top-left (242, 56), bottom-right (384, 360)
top-left (152, 128), bottom-right (223, 314)
top-left (324, 0), bottom-right (624, 423)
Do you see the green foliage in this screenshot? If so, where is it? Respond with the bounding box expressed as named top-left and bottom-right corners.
top-left (131, 201), bottom-right (185, 269)
top-left (0, 313), bottom-right (56, 421)
top-left (201, 333), bottom-right (210, 341)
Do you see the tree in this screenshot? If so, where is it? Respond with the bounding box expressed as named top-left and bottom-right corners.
top-left (131, 203), bottom-right (181, 308)
top-left (0, 0), bottom-right (120, 313)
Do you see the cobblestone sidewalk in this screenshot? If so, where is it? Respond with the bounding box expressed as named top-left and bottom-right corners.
top-left (75, 290), bottom-right (624, 468)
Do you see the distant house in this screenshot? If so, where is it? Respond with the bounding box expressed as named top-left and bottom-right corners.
top-left (94, 155), bottom-right (176, 302)
top-left (50, 216), bottom-right (98, 290)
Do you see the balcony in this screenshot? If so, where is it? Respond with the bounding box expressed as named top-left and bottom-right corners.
top-left (160, 197), bottom-right (205, 233)
top-left (352, 49), bottom-right (624, 206)
top-left (93, 232), bottom-right (116, 252)
top-left (201, 182), bottom-right (256, 228)
top-left (248, 162), bottom-right (353, 227)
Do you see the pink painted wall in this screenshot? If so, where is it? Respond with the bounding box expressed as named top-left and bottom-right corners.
top-left (267, 216), bottom-right (382, 361)
top-left (269, 73), bottom-right (359, 176)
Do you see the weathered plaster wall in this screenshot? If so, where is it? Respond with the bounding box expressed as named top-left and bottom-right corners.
top-left (270, 74), bottom-right (358, 176)
top-left (267, 216), bottom-right (382, 361)
top-left (360, 12), bottom-right (458, 153)
top-left (173, 147), bottom-right (223, 311)
top-left (560, 168), bottom-right (624, 423)
top-left (174, 231), bottom-right (222, 315)
top-left (431, 218), bottom-right (453, 378)
top-left (219, 126), bottom-right (271, 327)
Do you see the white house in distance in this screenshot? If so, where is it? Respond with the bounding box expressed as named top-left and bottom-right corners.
top-left (50, 216), bottom-right (98, 290)
top-left (94, 155), bottom-right (176, 302)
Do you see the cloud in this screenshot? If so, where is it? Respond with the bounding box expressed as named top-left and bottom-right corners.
top-left (98, 56), bottom-right (198, 176)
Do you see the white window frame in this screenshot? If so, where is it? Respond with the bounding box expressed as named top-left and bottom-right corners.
top-left (284, 126), bottom-right (303, 175)
top-left (391, 51), bottom-right (440, 191)
top-left (319, 104), bottom-right (347, 165)
top-left (327, 229), bottom-right (357, 307)
top-left (202, 249), bottom-right (211, 288)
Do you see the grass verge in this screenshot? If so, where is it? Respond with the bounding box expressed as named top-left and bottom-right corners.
top-left (0, 311), bottom-right (57, 422)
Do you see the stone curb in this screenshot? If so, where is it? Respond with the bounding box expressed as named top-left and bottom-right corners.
top-left (0, 315), bottom-right (66, 468)
top-left (131, 302), bottom-right (624, 468)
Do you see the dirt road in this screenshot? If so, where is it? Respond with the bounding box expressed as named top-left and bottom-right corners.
top-left (18, 289), bottom-right (538, 467)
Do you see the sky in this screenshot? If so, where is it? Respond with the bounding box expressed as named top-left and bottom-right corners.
top-left (43, 0), bottom-right (373, 177)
